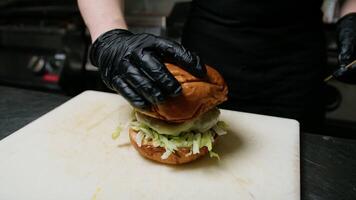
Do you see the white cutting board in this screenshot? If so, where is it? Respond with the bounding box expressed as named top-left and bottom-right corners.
top-left (0, 91), bottom-right (300, 200)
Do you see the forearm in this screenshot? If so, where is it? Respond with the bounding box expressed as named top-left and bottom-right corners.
top-left (341, 0), bottom-right (356, 17)
top-left (78, 0), bottom-right (127, 42)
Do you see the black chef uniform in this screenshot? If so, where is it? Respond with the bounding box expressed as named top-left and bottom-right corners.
top-left (182, 0), bottom-right (326, 131)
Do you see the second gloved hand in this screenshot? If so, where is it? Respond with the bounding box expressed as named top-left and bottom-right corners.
top-left (335, 13), bottom-right (356, 83)
top-left (90, 29), bottom-right (206, 108)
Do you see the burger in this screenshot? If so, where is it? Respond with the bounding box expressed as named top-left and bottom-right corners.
top-left (129, 63), bottom-right (228, 165)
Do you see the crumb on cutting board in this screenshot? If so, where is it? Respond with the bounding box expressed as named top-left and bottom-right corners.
top-left (91, 187), bottom-right (101, 200)
top-left (112, 125), bottom-right (123, 140)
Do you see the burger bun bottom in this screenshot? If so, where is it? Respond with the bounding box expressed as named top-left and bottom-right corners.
top-left (129, 128), bottom-right (209, 165)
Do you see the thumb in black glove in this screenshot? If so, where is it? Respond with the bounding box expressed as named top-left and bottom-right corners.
top-left (335, 13), bottom-right (356, 84)
top-left (90, 29), bottom-right (206, 108)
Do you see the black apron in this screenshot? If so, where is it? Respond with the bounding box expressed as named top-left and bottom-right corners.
top-left (182, 0), bottom-right (326, 131)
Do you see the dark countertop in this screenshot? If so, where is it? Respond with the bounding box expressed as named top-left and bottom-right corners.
top-left (302, 134), bottom-right (356, 200)
top-left (0, 85), bottom-right (355, 200)
top-left (0, 86), bottom-right (70, 139)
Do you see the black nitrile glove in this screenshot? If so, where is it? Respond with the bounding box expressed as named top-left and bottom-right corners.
top-left (90, 29), bottom-right (206, 108)
top-left (335, 13), bottom-right (356, 84)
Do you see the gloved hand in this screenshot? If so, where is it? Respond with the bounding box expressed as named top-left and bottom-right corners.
top-left (90, 29), bottom-right (206, 108)
top-left (335, 13), bottom-right (356, 84)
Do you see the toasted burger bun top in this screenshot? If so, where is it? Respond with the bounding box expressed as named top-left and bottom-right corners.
top-left (138, 63), bottom-right (228, 123)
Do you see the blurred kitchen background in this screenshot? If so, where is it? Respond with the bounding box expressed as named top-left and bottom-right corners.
top-left (0, 0), bottom-right (355, 137)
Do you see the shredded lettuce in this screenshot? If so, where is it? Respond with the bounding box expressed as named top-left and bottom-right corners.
top-left (130, 119), bottom-right (228, 160)
top-left (135, 131), bottom-right (144, 147)
top-left (213, 121), bottom-right (228, 136)
top-left (200, 131), bottom-right (213, 151)
top-left (111, 126), bottom-right (122, 140)
top-left (161, 150), bottom-right (173, 160)
top-left (192, 133), bottom-right (201, 154)
top-left (135, 108), bottom-right (220, 136)
top-left (209, 151), bottom-right (220, 160)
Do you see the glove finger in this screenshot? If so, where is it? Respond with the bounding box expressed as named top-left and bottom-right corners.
top-left (133, 51), bottom-right (182, 96)
top-left (111, 76), bottom-right (150, 109)
top-left (338, 44), bottom-right (354, 67)
top-left (153, 38), bottom-right (207, 78)
top-left (122, 61), bottom-right (166, 104)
